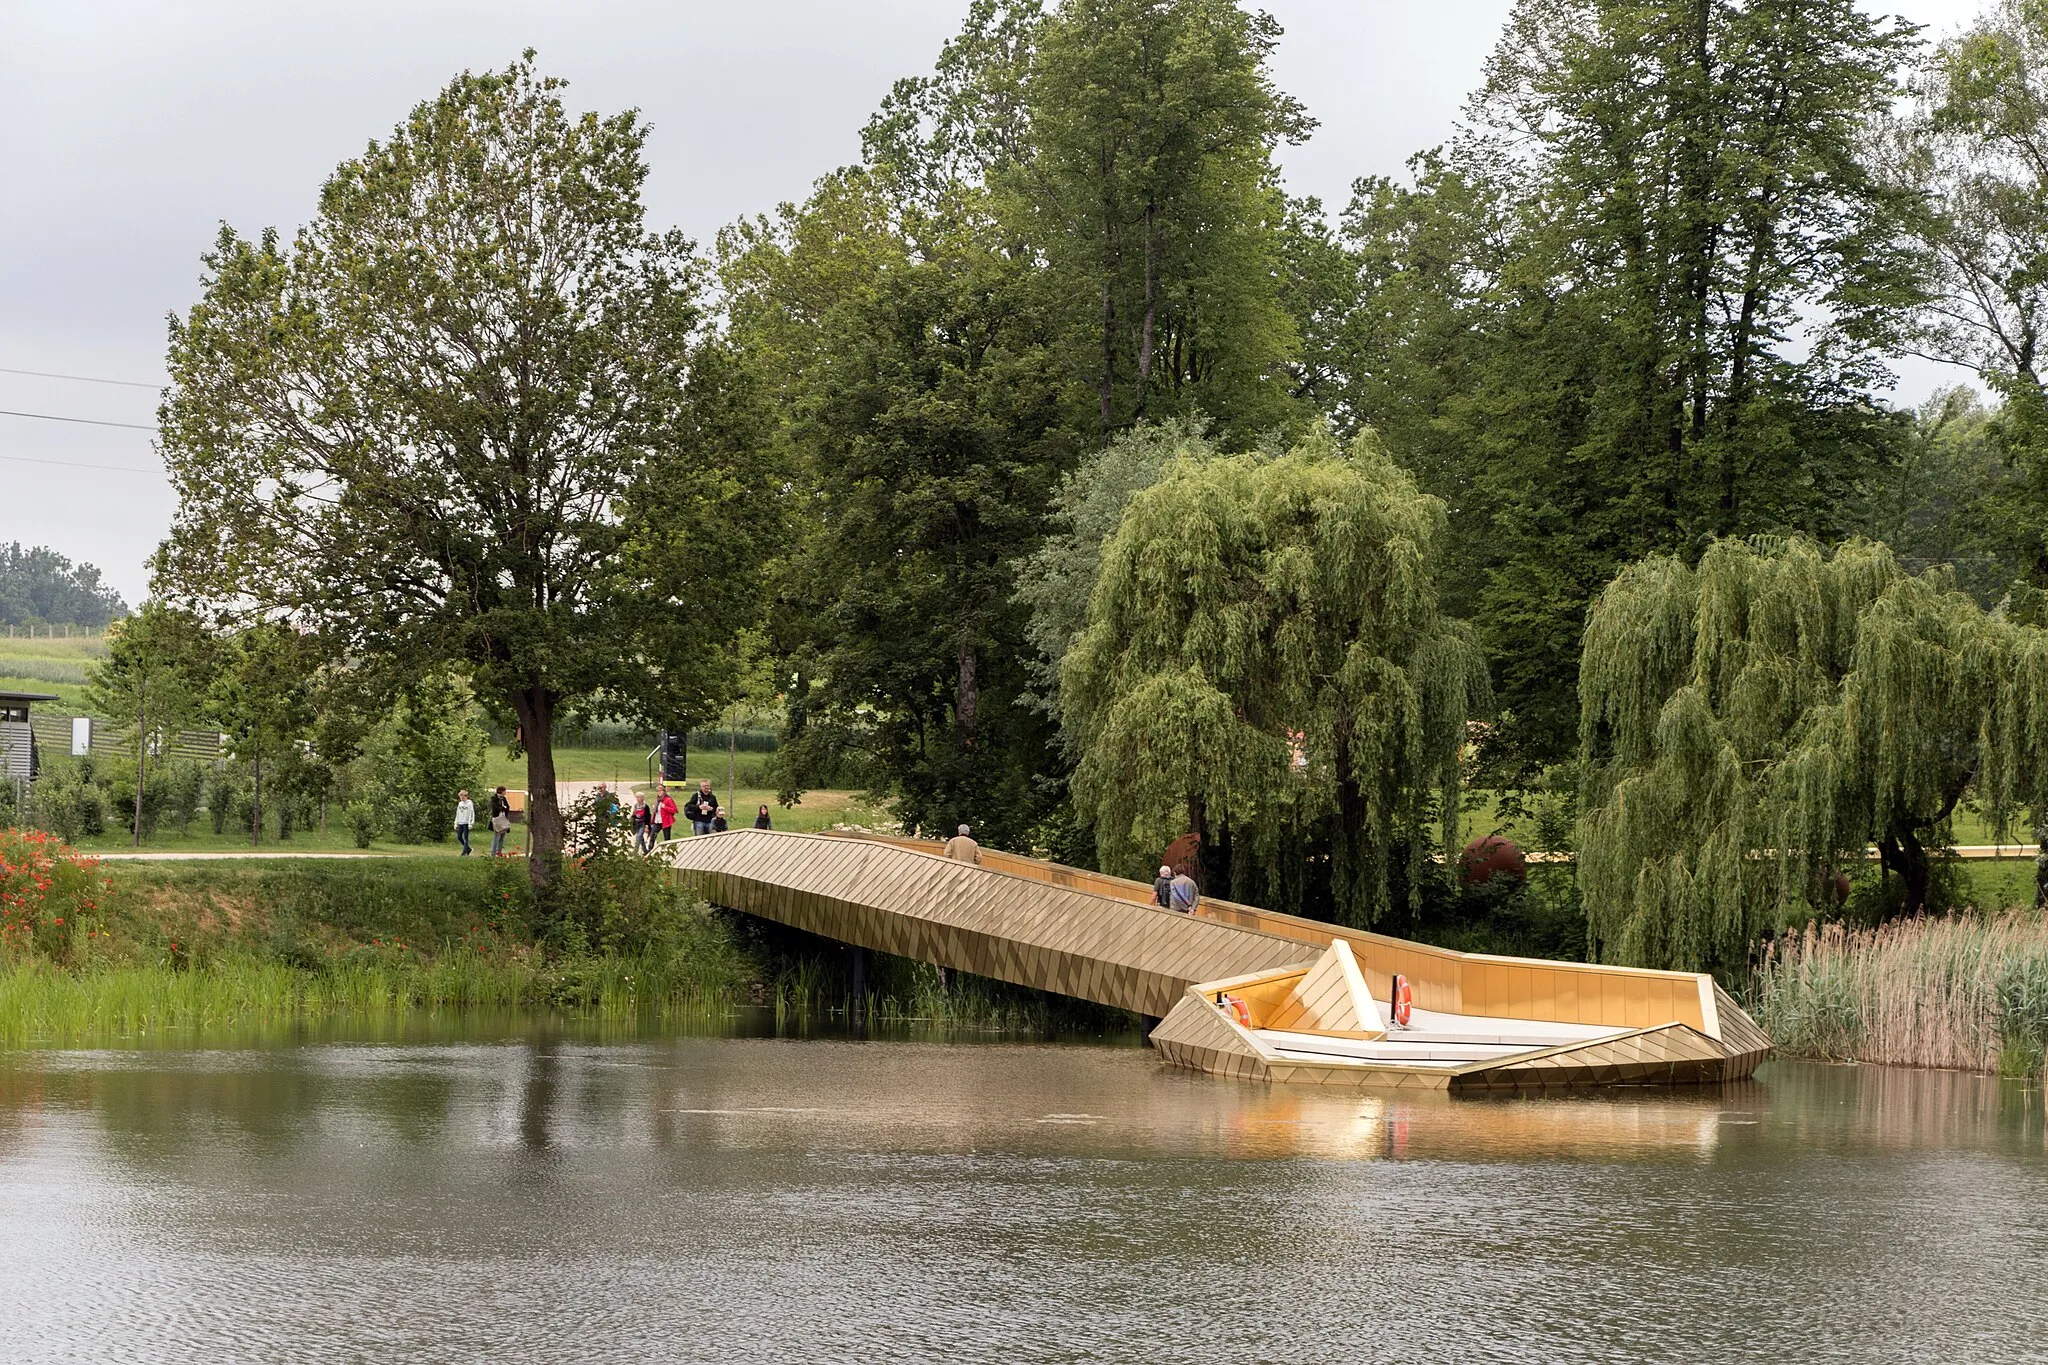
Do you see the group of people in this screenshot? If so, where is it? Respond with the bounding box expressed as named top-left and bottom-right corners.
top-left (451, 779), bottom-right (772, 857)
top-left (622, 780), bottom-right (771, 853)
top-left (450, 787), bottom-right (516, 857)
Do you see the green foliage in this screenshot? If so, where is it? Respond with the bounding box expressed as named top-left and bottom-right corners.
top-left (869, 0), bottom-right (1313, 440)
top-left (1579, 536), bottom-right (2048, 971)
top-left (724, 166), bottom-right (1071, 843)
top-left (358, 675), bottom-right (486, 844)
top-left (1316, 0), bottom-right (1918, 775)
top-left (1883, 0), bottom-right (2048, 583)
top-left (27, 759), bottom-right (106, 844)
top-left (0, 544), bottom-right (126, 629)
top-left (1014, 417), bottom-right (1216, 705)
top-left (85, 603), bottom-right (210, 846)
top-left (1062, 427), bottom-right (1487, 926)
top-left (0, 829), bottom-right (108, 965)
top-left (154, 54), bottom-right (776, 884)
top-left (343, 800), bottom-right (380, 850)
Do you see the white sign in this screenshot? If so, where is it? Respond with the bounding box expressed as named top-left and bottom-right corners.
top-left (71, 717), bottom-right (91, 757)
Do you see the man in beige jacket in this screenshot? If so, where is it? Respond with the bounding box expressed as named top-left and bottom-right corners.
top-left (942, 823), bottom-right (980, 864)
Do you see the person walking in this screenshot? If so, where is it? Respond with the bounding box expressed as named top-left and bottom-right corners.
top-left (753, 803), bottom-right (773, 830)
top-left (488, 787), bottom-right (512, 857)
top-left (684, 780), bottom-right (718, 836)
top-left (942, 823), bottom-right (980, 865)
top-left (1153, 864), bottom-right (1174, 908)
top-left (1169, 868), bottom-right (1200, 914)
top-left (631, 792), bottom-right (653, 854)
top-left (657, 785), bottom-right (678, 842)
top-left (453, 789), bottom-right (475, 856)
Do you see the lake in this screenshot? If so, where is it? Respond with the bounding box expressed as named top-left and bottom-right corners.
top-left (1, 1021), bottom-right (2042, 1362)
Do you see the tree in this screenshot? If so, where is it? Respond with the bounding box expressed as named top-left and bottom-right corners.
top-left (1015, 416), bottom-right (1216, 705)
top-left (154, 57), bottom-right (771, 886)
top-left (206, 624), bottom-right (315, 847)
top-left (1061, 428), bottom-right (1488, 926)
top-left (83, 603), bottom-right (207, 847)
top-left (870, 0), bottom-right (1314, 442)
top-left (723, 169), bottom-right (1071, 844)
top-left (1321, 0), bottom-right (1918, 777)
top-left (1866, 387), bottom-right (2022, 604)
top-left (1882, 0), bottom-right (2048, 580)
top-left (0, 544), bottom-right (127, 629)
top-left (1578, 536), bottom-right (2048, 972)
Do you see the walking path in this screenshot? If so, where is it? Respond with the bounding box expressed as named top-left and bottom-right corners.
top-left (94, 851), bottom-right (401, 861)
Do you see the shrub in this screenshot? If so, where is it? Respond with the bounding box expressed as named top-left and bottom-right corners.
top-left (343, 799), bottom-right (381, 849)
top-left (0, 828), bottom-right (106, 963)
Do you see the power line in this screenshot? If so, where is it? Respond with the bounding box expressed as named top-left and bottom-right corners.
top-left (0, 365), bottom-right (164, 390)
top-left (0, 408), bottom-right (159, 432)
top-left (0, 451), bottom-right (163, 475)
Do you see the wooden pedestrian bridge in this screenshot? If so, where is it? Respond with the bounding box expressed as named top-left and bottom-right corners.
top-left (658, 829), bottom-right (1770, 1093)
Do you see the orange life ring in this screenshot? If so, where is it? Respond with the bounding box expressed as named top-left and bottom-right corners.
top-left (1221, 993), bottom-right (1253, 1028)
top-left (1391, 973), bottom-right (1413, 1028)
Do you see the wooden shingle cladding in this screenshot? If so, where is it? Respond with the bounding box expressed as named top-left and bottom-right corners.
top-left (662, 828), bottom-right (1772, 1090)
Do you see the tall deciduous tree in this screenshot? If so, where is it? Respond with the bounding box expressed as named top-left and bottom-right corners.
top-left (84, 603), bottom-right (207, 847)
top-left (154, 57), bottom-right (771, 885)
top-left (869, 0), bottom-right (1313, 441)
top-left (1579, 536), bottom-right (2048, 971)
top-left (1061, 429), bottom-right (1488, 926)
top-left (1883, 0), bottom-right (2048, 580)
top-left (722, 170), bottom-right (1071, 843)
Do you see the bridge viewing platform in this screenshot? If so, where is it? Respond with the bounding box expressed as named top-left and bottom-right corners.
top-left (659, 829), bottom-right (1770, 1093)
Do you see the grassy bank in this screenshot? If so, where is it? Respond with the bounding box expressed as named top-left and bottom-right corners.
top-left (0, 850), bottom-right (1127, 1044)
top-left (1752, 912), bottom-right (2048, 1077)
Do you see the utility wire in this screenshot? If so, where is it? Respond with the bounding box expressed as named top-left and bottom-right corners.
top-left (0, 451), bottom-right (163, 475)
top-left (0, 365), bottom-right (164, 390)
top-left (0, 408), bottom-right (159, 432)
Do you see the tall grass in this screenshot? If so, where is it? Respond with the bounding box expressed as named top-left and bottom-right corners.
top-left (0, 949), bottom-right (749, 1046)
top-left (1753, 912), bottom-right (2048, 1076)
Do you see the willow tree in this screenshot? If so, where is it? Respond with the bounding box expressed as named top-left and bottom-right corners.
top-left (1579, 536), bottom-right (2048, 972)
top-left (1060, 429), bottom-right (1487, 927)
top-left (154, 57), bottom-right (774, 886)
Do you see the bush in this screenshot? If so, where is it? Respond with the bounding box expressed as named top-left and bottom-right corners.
top-left (0, 828), bottom-right (107, 964)
top-left (343, 799), bottom-right (381, 849)
top-left (28, 762), bottom-right (105, 843)
top-left (208, 764), bottom-right (245, 835)
top-left (163, 759), bottom-right (205, 835)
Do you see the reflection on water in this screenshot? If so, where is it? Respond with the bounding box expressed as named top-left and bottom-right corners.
top-left (0, 1025), bottom-right (2041, 1363)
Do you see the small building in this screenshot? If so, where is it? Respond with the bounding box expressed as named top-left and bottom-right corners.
top-left (0, 691), bottom-right (61, 780)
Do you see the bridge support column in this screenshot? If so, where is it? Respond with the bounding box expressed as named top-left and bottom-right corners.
top-left (849, 945), bottom-right (868, 1037)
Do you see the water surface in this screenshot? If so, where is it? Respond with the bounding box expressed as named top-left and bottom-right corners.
top-left (0, 1025), bottom-right (2042, 1363)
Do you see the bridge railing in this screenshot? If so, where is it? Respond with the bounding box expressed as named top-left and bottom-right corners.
top-left (820, 831), bottom-right (1716, 1037)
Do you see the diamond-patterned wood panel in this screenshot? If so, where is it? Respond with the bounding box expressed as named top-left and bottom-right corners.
top-left (663, 829), bottom-right (1315, 1018)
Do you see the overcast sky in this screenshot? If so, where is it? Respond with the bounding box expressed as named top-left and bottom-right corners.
top-left (0, 0), bottom-right (1987, 606)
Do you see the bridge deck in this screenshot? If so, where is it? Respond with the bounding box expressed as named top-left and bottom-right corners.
top-left (660, 828), bottom-right (1311, 1018)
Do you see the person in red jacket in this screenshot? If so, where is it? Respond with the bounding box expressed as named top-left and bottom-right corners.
top-left (656, 785), bottom-right (679, 842)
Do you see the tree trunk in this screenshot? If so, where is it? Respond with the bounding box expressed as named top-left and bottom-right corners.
top-left (1136, 203), bottom-right (1157, 413)
top-left (1877, 827), bottom-right (1931, 916)
top-left (250, 751), bottom-right (263, 848)
top-left (1098, 279), bottom-right (1116, 432)
top-left (955, 641), bottom-right (979, 749)
top-left (132, 687), bottom-right (147, 849)
top-left (513, 685), bottom-right (563, 890)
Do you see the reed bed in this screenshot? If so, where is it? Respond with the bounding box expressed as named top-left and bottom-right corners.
top-left (1752, 912), bottom-right (2048, 1076)
top-left (0, 949), bottom-right (752, 1046)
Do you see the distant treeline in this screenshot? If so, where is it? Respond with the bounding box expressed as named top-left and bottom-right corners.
top-left (0, 544), bottom-right (127, 630)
